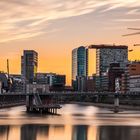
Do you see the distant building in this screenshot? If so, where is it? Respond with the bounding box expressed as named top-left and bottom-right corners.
top-left (108, 63), bottom-right (124, 92)
top-left (21, 50), bottom-right (38, 84)
top-left (10, 74), bottom-right (23, 92)
top-left (47, 73), bottom-right (66, 91)
top-left (121, 61), bottom-right (140, 93)
top-left (0, 72), bottom-right (12, 92)
top-left (47, 73), bottom-right (66, 87)
top-left (129, 75), bottom-right (140, 92)
top-left (85, 76), bottom-right (96, 92)
top-left (128, 61), bottom-right (140, 75)
top-left (36, 73), bottom-right (48, 84)
top-left (26, 83), bottom-right (50, 93)
top-left (36, 73), bottom-right (66, 91)
top-left (124, 61), bottom-right (140, 93)
top-left (94, 63), bottom-right (125, 92)
top-left (72, 46), bottom-right (88, 90)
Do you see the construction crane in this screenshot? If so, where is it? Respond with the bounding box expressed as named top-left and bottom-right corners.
top-left (6, 59), bottom-right (12, 91)
top-left (7, 59), bottom-right (9, 78)
top-left (129, 49), bottom-right (133, 52)
top-left (134, 44), bottom-right (140, 46)
top-left (123, 28), bottom-right (140, 37)
top-left (123, 28), bottom-right (140, 46)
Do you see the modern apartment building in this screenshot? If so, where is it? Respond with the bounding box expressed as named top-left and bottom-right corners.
top-left (89, 44), bottom-right (128, 91)
top-left (21, 50), bottom-right (38, 84)
top-left (95, 45), bottom-right (128, 75)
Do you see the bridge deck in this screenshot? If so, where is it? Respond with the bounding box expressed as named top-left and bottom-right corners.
top-left (0, 92), bottom-right (140, 97)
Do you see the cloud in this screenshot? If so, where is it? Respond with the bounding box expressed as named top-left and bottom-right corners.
top-left (115, 19), bottom-right (140, 22)
top-left (127, 9), bottom-right (140, 15)
top-left (0, 0), bottom-right (140, 43)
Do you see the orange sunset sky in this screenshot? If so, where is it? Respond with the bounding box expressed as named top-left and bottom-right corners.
top-left (0, 0), bottom-right (140, 85)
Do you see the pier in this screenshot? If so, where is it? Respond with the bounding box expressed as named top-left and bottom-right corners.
top-left (26, 93), bottom-right (61, 114)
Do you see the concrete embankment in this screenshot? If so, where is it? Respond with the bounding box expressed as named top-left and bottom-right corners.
top-left (70, 102), bottom-right (140, 111)
top-left (0, 102), bottom-right (25, 109)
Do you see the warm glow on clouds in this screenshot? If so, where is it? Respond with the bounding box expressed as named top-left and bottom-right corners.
top-left (0, 0), bottom-right (140, 85)
top-left (0, 0), bottom-right (140, 43)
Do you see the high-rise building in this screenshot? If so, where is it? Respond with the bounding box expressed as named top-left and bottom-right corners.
top-left (21, 50), bottom-right (38, 84)
top-left (72, 46), bottom-right (88, 90)
top-left (89, 44), bottom-right (128, 91)
top-left (89, 44), bottom-right (128, 75)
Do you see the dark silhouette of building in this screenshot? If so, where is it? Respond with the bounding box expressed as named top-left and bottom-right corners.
top-left (108, 63), bottom-right (124, 92)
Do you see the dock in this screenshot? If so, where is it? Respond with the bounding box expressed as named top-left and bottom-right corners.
top-left (26, 93), bottom-right (62, 114)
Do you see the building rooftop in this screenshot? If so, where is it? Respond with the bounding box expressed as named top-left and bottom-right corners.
top-left (88, 44), bottom-right (128, 49)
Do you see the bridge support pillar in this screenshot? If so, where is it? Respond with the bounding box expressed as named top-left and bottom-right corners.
top-left (114, 94), bottom-right (119, 113)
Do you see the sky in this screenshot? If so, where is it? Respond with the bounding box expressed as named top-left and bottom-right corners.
top-left (0, 0), bottom-right (140, 85)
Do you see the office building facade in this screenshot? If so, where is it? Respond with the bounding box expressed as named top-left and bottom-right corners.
top-left (21, 50), bottom-right (38, 84)
top-left (95, 45), bottom-right (128, 75)
top-left (89, 44), bottom-right (128, 91)
top-left (36, 73), bottom-right (66, 91)
top-left (129, 75), bottom-right (140, 92)
top-left (121, 61), bottom-right (140, 93)
top-left (72, 46), bottom-right (88, 90)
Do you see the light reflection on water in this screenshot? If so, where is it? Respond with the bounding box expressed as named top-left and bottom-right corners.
top-left (0, 104), bottom-right (140, 140)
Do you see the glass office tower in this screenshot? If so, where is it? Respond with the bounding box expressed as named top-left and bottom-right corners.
top-left (72, 46), bottom-right (88, 90)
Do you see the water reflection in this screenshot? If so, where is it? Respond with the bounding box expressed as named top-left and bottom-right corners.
top-left (0, 104), bottom-right (140, 140)
top-left (0, 125), bottom-right (140, 140)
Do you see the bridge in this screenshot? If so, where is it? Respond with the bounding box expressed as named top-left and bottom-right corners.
top-left (0, 92), bottom-right (140, 113)
top-left (1, 91), bottom-right (140, 97)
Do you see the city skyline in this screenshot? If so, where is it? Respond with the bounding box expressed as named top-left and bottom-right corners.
top-left (0, 0), bottom-right (140, 85)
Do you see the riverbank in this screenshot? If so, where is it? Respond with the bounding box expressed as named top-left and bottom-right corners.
top-left (0, 102), bottom-right (25, 109)
top-left (70, 102), bottom-right (140, 111)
